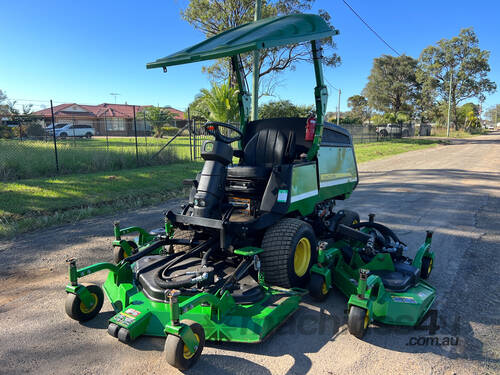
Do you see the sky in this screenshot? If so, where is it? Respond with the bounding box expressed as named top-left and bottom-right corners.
top-left (0, 0), bottom-right (499, 114)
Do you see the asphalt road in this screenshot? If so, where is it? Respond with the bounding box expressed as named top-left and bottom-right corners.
top-left (1, 133), bottom-right (499, 375)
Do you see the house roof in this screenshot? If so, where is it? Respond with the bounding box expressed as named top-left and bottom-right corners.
top-left (147, 14), bottom-right (337, 69)
top-left (33, 103), bottom-right (185, 120)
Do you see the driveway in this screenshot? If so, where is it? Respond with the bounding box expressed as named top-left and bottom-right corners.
top-left (1, 133), bottom-right (499, 374)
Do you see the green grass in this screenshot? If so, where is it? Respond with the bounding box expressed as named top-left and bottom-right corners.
top-left (0, 136), bottom-right (198, 180)
top-left (353, 138), bottom-right (440, 163)
top-left (0, 161), bottom-right (202, 238)
top-left (0, 138), bottom-right (441, 239)
top-left (430, 127), bottom-right (486, 138)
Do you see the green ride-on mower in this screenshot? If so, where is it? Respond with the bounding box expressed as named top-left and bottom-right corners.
top-left (63, 14), bottom-right (436, 369)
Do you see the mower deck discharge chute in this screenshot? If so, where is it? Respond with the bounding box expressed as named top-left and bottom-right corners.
top-left (64, 13), bottom-right (436, 370)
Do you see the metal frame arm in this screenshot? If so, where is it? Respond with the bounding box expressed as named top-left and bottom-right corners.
top-left (307, 39), bottom-right (328, 160)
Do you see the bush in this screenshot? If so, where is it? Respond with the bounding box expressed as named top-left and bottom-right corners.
top-left (26, 122), bottom-right (45, 137)
top-left (0, 125), bottom-right (13, 139)
top-left (162, 126), bottom-right (180, 136)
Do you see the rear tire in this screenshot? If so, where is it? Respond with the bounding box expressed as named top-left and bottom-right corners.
top-left (85, 132), bottom-right (92, 139)
top-left (348, 305), bottom-right (369, 339)
top-left (260, 218), bottom-right (317, 288)
top-left (60, 132), bottom-right (67, 139)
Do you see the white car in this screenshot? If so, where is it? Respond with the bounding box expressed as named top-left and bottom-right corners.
top-left (54, 124), bottom-right (95, 138)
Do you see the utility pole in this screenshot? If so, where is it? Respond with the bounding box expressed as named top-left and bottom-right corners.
top-left (251, 0), bottom-right (262, 121)
top-left (337, 89), bottom-right (341, 126)
top-left (446, 72), bottom-right (453, 137)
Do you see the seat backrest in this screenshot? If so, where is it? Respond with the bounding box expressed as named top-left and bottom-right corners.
top-left (243, 128), bottom-right (295, 167)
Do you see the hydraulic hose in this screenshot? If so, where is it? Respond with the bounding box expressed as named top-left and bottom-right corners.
top-left (153, 239), bottom-right (216, 289)
top-left (351, 221), bottom-right (402, 245)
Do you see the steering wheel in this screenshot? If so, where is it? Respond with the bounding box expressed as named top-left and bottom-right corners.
top-left (204, 121), bottom-right (242, 144)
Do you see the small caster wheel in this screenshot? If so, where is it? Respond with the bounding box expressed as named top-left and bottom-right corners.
top-left (108, 323), bottom-right (120, 338)
top-left (420, 256), bottom-right (433, 279)
top-left (113, 241), bottom-right (138, 263)
top-left (309, 273), bottom-right (329, 301)
top-left (165, 320), bottom-right (205, 370)
top-left (118, 328), bottom-right (131, 343)
top-left (65, 284), bottom-right (104, 322)
top-left (348, 305), bottom-right (369, 339)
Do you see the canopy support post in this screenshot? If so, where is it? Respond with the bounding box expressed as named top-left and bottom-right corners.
top-left (232, 55), bottom-right (251, 148)
top-left (307, 39), bottom-right (328, 160)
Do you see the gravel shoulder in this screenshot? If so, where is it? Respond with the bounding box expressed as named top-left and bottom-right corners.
top-left (1, 134), bottom-right (499, 375)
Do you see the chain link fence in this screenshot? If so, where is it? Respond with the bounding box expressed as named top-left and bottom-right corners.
top-left (1, 103), bottom-right (418, 181)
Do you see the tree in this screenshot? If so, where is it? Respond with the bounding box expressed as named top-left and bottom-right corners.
top-left (363, 55), bottom-right (419, 118)
top-left (418, 28), bottom-right (496, 130)
top-left (484, 104), bottom-right (500, 124)
top-left (181, 0), bottom-right (340, 89)
top-left (200, 82), bottom-right (240, 123)
top-left (347, 95), bottom-right (371, 123)
top-left (258, 100), bottom-right (312, 119)
top-left (0, 89), bottom-right (8, 115)
top-left (187, 93), bottom-right (210, 122)
top-left (139, 107), bottom-right (178, 138)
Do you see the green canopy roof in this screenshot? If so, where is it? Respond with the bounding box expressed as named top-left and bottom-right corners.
top-left (147, 14), bottom-right (338, 70)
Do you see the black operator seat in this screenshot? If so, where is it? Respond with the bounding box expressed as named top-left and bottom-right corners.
top-left (227, 128), bottom-right (296, 179)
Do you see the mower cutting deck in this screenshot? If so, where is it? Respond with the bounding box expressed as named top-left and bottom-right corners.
top-left (63, 13), bottom-right (436, 370)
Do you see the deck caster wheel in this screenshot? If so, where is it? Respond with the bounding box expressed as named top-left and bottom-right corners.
top-left (118, 328), bottom-right (131, 343)
top-left (113, 241), bottom-right (138, 263)
top-left (108, 323), bottom-right (120, 338)
top-left (65, 284), bottom-right (104, 322)
top-left (309, 273), bottom-right (329, 301)
top-left (348, 305), bottom-right (370, 339)
top-left (165, 320), bottom-right (205, 370)
top-left (420, 256), bottom-right (433, 279)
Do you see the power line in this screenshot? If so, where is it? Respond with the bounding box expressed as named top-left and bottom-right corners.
top-left (341, 0), bottom-right (401, 56)
top-left (325, 77), bottom-right (339, 92)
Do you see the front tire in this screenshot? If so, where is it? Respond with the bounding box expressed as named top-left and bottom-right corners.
top-left (113, 240), bottom-right (138, 263)
top-left (420, 256), bottom-right (433, 279)
top-left (309, 273), bottom-right (329, 301)
top-left (65, 284), bottom-right (104, 322)
top-left (85, 132), bottom-right (92, 139)
top-left (261, 218), bottom-right (317, 288)
top-left (348, 305), bottom-right (369, 339)
top-left (164, 320), bottom-right (205, 370)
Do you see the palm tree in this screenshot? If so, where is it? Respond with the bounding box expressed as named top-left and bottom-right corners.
top-left (201, 82), bottom-right (239, 123)
top-left (140, 107), bottom-right (178, 138)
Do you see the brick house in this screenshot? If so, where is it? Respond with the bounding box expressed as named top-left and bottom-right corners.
top-left (33, 103), bottom-right (185, 136)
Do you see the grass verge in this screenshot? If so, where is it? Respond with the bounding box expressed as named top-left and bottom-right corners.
top-left (0, 138), bottom-right (441, 239)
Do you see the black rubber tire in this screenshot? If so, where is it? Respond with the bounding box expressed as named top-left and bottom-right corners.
top-left (60, 132), bottom-right (67, 139)
top-left (85, 132), bottom-right (92, 139)
top-left (65, 284), bottom-right (104, 322)
top-left (113, 240), bottom-right (138, 263)
top-left (118, 328), bottom-right (131, 343)
top-left (348, 305), bottom-right (369, 339)
top-left (338, 210), bottom-right (360, 227)
top-left (260, 218), bottom-right (317, 288)
top-left (309, 273), bottom-right (329, 301)
top-left (164, 320), bottom-right (205, 370)
top-left (420, 256), bottom-right (433, 279)
top-left (167, 229), bottom-right (196, 253)
top-left (107, 323), bottom-right (120, 338)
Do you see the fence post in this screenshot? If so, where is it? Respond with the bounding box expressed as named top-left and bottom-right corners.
top-left (188, 107), bottom-right (193, 161)
top-left (50, 100), bottom-right (59, 173)
top-left (133, 105), bottom-right (139, 163)
top-left (104, 116), bottom-right (109, 150)
top-left (143, 111), bottom-right (148, 155)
